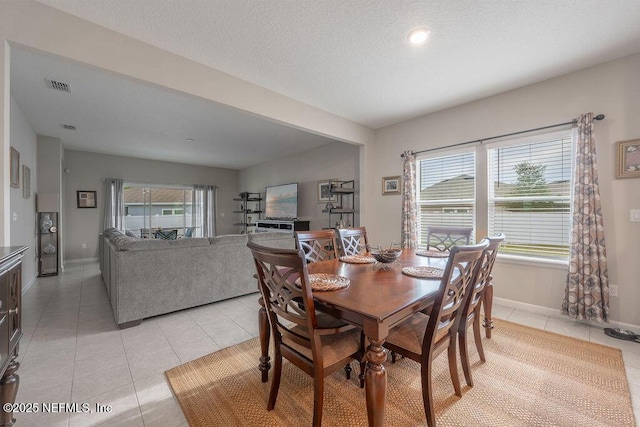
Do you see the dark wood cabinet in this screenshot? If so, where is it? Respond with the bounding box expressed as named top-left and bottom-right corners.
top-left (0, 246), bottom-right (26, 426)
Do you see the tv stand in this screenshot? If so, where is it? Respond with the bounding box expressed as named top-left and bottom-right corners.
top-left (255, 219), bottom-right (310, 234)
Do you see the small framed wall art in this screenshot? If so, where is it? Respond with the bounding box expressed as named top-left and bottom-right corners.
top-left (10, 147), bottom-right (20, 188)
top-left (382, 176), bottom-right (401, 195)
top-left (77, 190), bottom-right (97, 208)
top-left (616, 138), bottom-right (640, 178)
top-left (22, 165), bottom-right (30, 198)
top-left (318, 179), bottom-right (338, 203)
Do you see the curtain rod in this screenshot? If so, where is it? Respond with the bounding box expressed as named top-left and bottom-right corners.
top-left (401, 113), bottom-right (605, 157)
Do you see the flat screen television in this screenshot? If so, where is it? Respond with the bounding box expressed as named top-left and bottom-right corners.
top-left (264, 183), bottom-right (298, 220)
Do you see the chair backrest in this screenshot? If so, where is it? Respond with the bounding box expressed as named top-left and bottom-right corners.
top-left (426, 226), bottom-right (473, 251)
top-left (184, 227), bottom-right (195, 238)
top-left (155, 229), bottom-right (177, 240)
top-left (337, 227), bottom-right (369, 256)
top-left (295, 230), bottom-right (338, 263)
top-left (461, 233), bottom-right (505, 319)
top-left (422, 240), bottom-right (489, 354)
top-left (247, 241), bottom-right (321, 360)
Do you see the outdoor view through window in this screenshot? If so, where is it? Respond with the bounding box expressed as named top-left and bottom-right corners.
top-left (418, 131), bottom-right (573, 260)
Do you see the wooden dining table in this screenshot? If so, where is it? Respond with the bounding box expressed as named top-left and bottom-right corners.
top-left (258, 250), bottom-right (461, 426)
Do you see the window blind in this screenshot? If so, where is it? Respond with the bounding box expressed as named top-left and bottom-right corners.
top-left (417, 151), bottom-right (476, 246)
top-left (487, 134), bottom-right (573, 259)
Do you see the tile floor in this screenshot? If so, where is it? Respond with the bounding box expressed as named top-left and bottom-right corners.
top-left (13, 262), bottom-right (640, 426)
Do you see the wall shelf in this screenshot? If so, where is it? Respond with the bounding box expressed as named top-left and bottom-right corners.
top-left (234, 192), bottom-right (262, 234)
top-left (322, 180), bottom-right (356, 228)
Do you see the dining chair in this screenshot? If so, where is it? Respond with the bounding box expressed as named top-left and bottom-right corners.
top-left (295, 229), bottom-right (359, 381)
top-left (384, 240), bottom-right (489, 427)
top-left (425, 226), bottom-right (473, 252)
top-left (337, 227), bottom-right (369, 256)
top-left (154, 229), bottom-right (177, 240)
top-left (458, 233), bottom-right (505, 387)
top-left (295, 230), bottom-right (338, 263)
top-left (247, 241), bottom-right (365, 427)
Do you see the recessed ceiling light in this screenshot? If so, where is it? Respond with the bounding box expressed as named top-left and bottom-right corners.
top-left (408, 28), bottom-right (430, 45)
top-left (185, 138), bottom-right (195, 143)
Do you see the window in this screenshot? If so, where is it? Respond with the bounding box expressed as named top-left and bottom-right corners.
top-left (487, 132), bottom-right (573, 260)
top-left (123, 185), bottom-right (197, 237)
top-left (417, 151), bottom-right (475, 246)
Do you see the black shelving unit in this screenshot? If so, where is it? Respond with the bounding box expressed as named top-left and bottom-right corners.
top-left (233, 192), bottom-right (262, 234)
top-left (321, 180), bottom-right (355, 228)
top-left (37, 211), bottom-right (59, 276)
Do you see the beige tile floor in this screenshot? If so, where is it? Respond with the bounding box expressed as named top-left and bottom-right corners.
top-left (13, 262), bottom-right (640, 426)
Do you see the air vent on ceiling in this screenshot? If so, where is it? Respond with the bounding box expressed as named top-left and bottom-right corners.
top-left (45, 79), bottom-right (71, 93)
top-left (60, 124), bottom-right (77, 131)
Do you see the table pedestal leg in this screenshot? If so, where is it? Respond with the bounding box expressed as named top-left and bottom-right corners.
top-left (258, 297), bottom-right (271, 383)
top-left (365, 337), bottom-right (387, 427)
top-left (0, 357), bottom-right (19, 427)
top-left (483, 279), bottom-right (494, 339)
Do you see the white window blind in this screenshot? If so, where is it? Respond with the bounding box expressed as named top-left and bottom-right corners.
top-left (487, 133), bottom-right (573, 260)
top-left (417, 151), bottom-right (475, 246)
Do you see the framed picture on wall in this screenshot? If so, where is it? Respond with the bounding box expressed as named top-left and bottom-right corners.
top-left (318, 179), bottom-right (338, 203)
top-left (22, 165), bottom-right (30, 198)
top-left (382, 176), bottom-right (401, 195)
top-left (10, 147), bottom-right (20, 188)
top-left (616, 138), bottom-right (640, 178)
top-left (77, 190), bottom-right (97, 208)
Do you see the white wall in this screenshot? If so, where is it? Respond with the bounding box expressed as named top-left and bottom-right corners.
top-left (63, 150), bottom-right (239, 261)
top-left (9, 96), bottom-right (37, 287)
top-left (372, 53), bottom-right (640, 326)
top-left (240, 141), bottom-right (360, 230)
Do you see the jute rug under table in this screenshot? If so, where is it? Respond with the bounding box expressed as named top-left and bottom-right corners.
top-left (165, 319), bottom-right (634, 426)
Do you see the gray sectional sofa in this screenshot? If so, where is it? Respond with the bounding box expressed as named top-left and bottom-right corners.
top-left (99, 229), bottom-right (294, 328)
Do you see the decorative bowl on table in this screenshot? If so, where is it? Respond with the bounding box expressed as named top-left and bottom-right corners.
top-left (370, 247), bottom-right (402, 269)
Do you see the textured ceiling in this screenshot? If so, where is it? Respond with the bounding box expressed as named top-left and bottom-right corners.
top-left (35, 0), bottom-right (640, 128)
top-left (11, 1), bottom-right (640, 169)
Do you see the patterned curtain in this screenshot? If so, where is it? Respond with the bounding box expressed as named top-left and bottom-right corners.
top-left (401, 150), bottom-right (418, 249)
top-left (561, 113), bottom-right (609, 322)
top-left (102, 178), bottom-right (124, 230)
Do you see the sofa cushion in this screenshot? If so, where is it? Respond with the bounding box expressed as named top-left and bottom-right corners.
top-left (248, 232), bottom-right (295, 249)
top-left (209, 234), bottom-right (249, 246)
top-left (118, 237), bottom-right (211, 251)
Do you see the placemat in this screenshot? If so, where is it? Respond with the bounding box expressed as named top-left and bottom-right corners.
top-left (339, 254), bottom-right (376, 264)
top-left (295, 273), bottom-right (350, 291)
top-left (402, 266), bottom-right (445, 279)
top-left (416, 249), bottom-right (450, 258)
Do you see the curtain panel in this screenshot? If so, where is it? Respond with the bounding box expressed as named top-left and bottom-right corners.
top-left (102, 178), bottom-right (124, 230)
top-left (561, 113), bottom-right (609, 322)
top-left (401, 150), bottom-right (418, 249)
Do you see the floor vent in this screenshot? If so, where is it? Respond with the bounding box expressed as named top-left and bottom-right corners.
top-left (45, 79), bottom-right (71, 93)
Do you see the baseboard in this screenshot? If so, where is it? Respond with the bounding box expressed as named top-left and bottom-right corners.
top-left (64, 257), bottom-right (98, 265)
top-left (494, 296), bottom-right (640, 332)
top-left (22, 274), bottom-right (37, 295)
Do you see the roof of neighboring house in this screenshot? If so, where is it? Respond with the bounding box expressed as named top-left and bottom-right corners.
top-left (421, 174), bottom-right (569, 201)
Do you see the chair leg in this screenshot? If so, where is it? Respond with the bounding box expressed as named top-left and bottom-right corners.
top-left (313, 372), bottom-right (324, 427)
top-left (391, 351), bottom-right (397, 363)
top-left (359, 359), bottom-right (366, 388)
top-left (447, 337), bottom-right (462, 397)
top-left (421, 357), bottom-right (436, 427)
top-left (344, 363), bottom-right (352, 380)
top-left (473, 312), bottom-right (486, 363)
top-left (267, 349), bottom-right (282, 411)
top-left (459, 324), bottom-right (473, 387)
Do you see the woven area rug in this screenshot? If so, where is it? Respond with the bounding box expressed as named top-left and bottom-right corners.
top-left (165, 319), bottom-right (634, 426)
